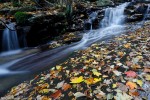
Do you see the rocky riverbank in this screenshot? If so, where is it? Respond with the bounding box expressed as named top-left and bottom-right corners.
top-left (1, 21), bottom-right (150, 99)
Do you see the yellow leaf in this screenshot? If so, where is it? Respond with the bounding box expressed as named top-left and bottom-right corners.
top-left (39, 89), bottom-right (49, 94)
top-left (112, 84), bottom-right (117, 88)
top-left (84, 78), bottom-right (101, 85)
top-left (118, 52), bottom-right (124, 57)
top-left (103, 75), bottom-right (108, 78)
top-left (56, 65), bottom-right (62, 70)
top-left (92, 69), bottom-right (101, 76)
top-left (84, 78), bottom-right (94, 85)
top-left (70, 76), bottom-right (84, 83)
top-left (94, 78), bottom-right (101, 83)
top-left (124, 43), bottom-right (131, 48)
top-left (136, 80), bottom-right (143, 87)
top-left (145, 74), bottom-right (150, 81)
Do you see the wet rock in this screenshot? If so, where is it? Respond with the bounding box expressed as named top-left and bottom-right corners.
top-left (126, 14), bottom-right (143, 22)
top-left (26, 14), bottom-right (67, 47)
top-left (125, 2), bottom-right (150, 22)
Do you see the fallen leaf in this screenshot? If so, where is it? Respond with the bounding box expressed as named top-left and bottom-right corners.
top-left (84, 78), bottom-right (101, 85)
top-left (114, 90), bottom-right (133, 100)
top-left (39, 89), bottom-right (49, 94)
top-left (92, 69), bottom-right (101, 76)
top-left (144, 74), bottom-right (150, 81)
top-left (56, 65), bottom-right (62, 71)
top-left (70, 76), bottom-right (84, 83)
top-left (56, 81), bottom-right (65, 89)
top-left (125, 71), bottom-right (137, 77)
top-left (74, 92), bottom-right (85, 98)
top-left (118, 83), bottom-right (128, 92)
top-left (124, 43), bottom-right (131, 48)
top-left (136, 80), bottom-right (143, 87)
top-left (107, 93), bottom-right (113, 100)
top-left (118, 52), bottom-right (124, 57)
top-left (62, 83), bottom-right (71, 91)
top-left (126, 81), bottom-right (137, 90)
top-left (50, 90), bottom-right (62, 99)
top-left (129, 91), bottom-right (139, 96)
top-left (112, 84), bottom-right (117, 88)
top-left (143, 68), bottom-right (150, 73)
top-left (113, 70), bottom-right (122, 76)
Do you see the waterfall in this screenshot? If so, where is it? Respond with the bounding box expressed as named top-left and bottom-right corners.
top-left (2, 23), bottom-right (20, 51)
top-left (101, 3), bottom-right (129, 27)
top-left (88, 11), bottom-right (98, 30)
top-left (72, 2), bottom-right (129, 49)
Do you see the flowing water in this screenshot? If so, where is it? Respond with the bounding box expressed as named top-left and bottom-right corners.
top-left (0, 2), bottom-right (134, 95)
top-left (101, 3), bottom-right (128, 27)
top-left (2, 23), bottom-right (20, 51)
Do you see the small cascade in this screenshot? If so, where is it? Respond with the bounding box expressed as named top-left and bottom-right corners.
top-left (2, 23), bottom-right (20, 51)
top-left (70, 2), bottom-right (129, 49)
top-left (101, 3), bottom-right (129, 27)
top-left (85, 11), bottom-right (98, 30)
top-left (88, 11), bottom-right (98, 30)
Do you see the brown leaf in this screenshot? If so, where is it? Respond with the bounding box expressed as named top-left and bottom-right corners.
top-left (143, 68), bottom-right (150, 73)
top-left (50, 90), bottom-right (62, 99)
top-left (129, 91), bottom-right (139, 96)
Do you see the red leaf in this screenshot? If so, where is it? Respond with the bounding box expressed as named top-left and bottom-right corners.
top-left (125, 71), bottom-right (137, 77)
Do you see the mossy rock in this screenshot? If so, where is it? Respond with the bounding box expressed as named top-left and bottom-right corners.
top-left (14, 11), bottom-right (32, 24)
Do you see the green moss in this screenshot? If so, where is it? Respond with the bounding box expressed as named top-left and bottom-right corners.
top-left (14, 11), bottom-right (31, 24)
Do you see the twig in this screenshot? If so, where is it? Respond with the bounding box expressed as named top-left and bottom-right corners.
top-left (0, 19), bottom-right (16, 31)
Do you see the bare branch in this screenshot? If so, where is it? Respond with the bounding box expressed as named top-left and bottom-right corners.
top-left (0, 19), bottom-right (16, 31)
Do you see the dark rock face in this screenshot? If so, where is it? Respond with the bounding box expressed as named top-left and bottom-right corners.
top-left (26, 14), bottom-right (67, 47)
top-left (125, 2), bottom-right (150, 22)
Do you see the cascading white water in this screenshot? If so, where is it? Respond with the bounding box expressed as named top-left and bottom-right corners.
top-left (87, 11), bottom-right (98, 30)
top-left (101, 3), bottom-right (129, 27)
top-left (71, 2), bottom-right (129, 49)
top-left (2, 23), bottom-right (20, 51)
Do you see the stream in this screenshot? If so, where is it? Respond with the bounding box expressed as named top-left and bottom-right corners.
top-left (0, 2), bottom-right (148, 96)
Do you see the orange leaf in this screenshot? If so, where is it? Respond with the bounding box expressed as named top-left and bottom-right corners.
top-left (124, 43), bottom-right (131, 48)
top-left (126, 81), bottom-right (137, 90)
top-left (62, 83), bottom-right (71, 91)
top-left (118, 52), bottom-right (124, 57)
top-left (50, 90), bottom-right (62, 99)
